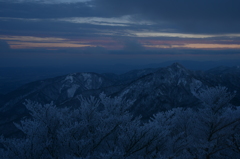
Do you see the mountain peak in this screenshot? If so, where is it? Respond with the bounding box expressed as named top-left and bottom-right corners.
top-left (170, 62), bottom-right (185, 69)
top-left (167, 62), bottom-right (188, 72)
top-left (161, 62), bottom-right (190, 76)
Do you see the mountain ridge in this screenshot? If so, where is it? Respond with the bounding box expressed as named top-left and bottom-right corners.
top-left (1, 63), bottom-right (240, 136)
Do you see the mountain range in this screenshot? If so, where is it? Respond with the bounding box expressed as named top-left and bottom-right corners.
top-left (1, 63), bottom-right (240, 136)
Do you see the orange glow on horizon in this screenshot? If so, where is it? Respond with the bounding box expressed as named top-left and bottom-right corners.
top-left (2, 35), bottom-right (240, 51)
top-left (9, 42), bottom-right (93, 49)
top-left (182, 44), bottom-right (240, 49)
top-left (0, 35), bottom-right (121, 50)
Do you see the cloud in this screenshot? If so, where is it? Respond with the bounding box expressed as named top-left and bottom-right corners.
top-left (131, 31), bottom-right (240, 39)
top-left (0, 40), bottom-right (11, 52)
top-left (0, 35), bottom-right (97, 50)
top-left (0, 0), bottom-right (91, 4)
top-left (56, 16), bottom-right (153, 27)
top-left (93, 0), bottom-right (240, 34)
top-left (2, 0), bottom-right (240, 37)
top-left (0, 1), bottom-right (94, 19)
top-left (122, 39), bottom-right (145, 52)
top-left (81, 46), bottom-right (108, 54)
top-left (0, 17), bottom-right (106, 38)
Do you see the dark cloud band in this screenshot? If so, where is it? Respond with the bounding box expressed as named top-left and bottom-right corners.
top-left (93, 0), bottom-right (240, 34)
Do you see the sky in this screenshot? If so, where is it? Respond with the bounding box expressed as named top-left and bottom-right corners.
top-left (1, 0), bottom-right (240, 72)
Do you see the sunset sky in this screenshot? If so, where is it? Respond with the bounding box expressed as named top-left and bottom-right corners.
top-left (1, 0), bottom-right (240, 71)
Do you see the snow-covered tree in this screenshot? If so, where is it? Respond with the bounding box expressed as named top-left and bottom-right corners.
top-left (193, 86), bottom-right (236, 113)
top-left (190, 86), bottom-right (240, 159)
top-left (1, 87), bottom-right (240, 159)
top-left (0, 100), bottom-right (72, 159)
top-left (148, 86), bottom-right (240, 159)
top-left (0, 94), bottom-right (167, 158)
top-left (149, 107), bottom-right (198, 158)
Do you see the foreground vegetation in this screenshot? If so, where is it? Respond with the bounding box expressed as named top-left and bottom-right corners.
top-left (1, 87), bottom-right (240, 159)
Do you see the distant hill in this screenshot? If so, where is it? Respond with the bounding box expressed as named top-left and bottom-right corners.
top-left (1, 59), bottom-right (240, 94)
top-left (1, 63), bottom-right (240, 136)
